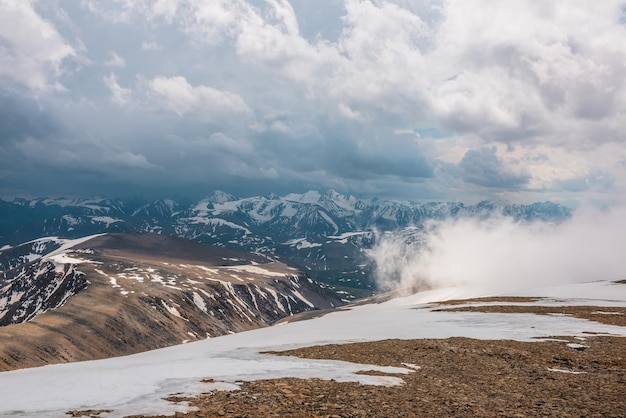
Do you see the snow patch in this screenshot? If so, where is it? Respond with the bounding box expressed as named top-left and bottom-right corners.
top-left (547, 368), bottom-right (586, 374)
top-left (317, 210), bottom-right (338, 235)
top-left (48, 253), bottom-right (91, 265)
top-left (161, 301), bottom-right (186, 320)
top-left (291, 289), bottom-right (315, 308)
top-left (327, 231), bottom-right (370, 244)
top-left (224, 265), bottom-right (286, 277)
top-left (401, 363), bottom-right (422, 371)
top-left (44, 234), bottom-right (105, 259)
top-left (284, 238), bottom-right (322, 249)
top-left (91, 216), bottom-right (123, 227)
top-left (192, 292), bottom-right (207, 313)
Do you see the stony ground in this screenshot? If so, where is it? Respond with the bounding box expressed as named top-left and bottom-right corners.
top-left (108, 302), bottom-right (626, 418)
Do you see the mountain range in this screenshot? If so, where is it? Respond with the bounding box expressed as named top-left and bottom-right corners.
top-left (0, 190), bottom-right (571, 293)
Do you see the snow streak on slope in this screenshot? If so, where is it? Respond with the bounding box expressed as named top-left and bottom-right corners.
top-left (370, 206), bottom-right (626, 293)
top-left (0, 280), bottom-right (625, 417)
top-left (0, 237), bottom-right (66, 271)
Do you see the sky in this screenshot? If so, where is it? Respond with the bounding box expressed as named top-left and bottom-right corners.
top-left (1, 1), bottom-right (626, 204)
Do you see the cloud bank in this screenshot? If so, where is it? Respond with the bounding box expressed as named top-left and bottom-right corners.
top-left (370, 206), bottom-right (626, 294)
top-left (1, 1), bottom-right (625, 202)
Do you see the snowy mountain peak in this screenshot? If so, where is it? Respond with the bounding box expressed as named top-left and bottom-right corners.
top-left (284, 190), bottom-right (323, 204)
top-left (206, 190), bottom-right (235, 204)
top-left (132, 199), bottom-right (180, 218)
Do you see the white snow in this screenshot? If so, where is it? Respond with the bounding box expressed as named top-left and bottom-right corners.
top-left (224, 264), bottom-right (287, 277)
top-left (401, 362), bottom-right (422, 371)
top-left (0, 280), bottom-right (625, 417)
top-left (264, 287), bottom-right (286, 312)
top-left (317, 210), bottom-right (339, 234)
top-left (326, 231), bottom-right (370, 244)
top-left (34, 198), bottom-right (111, 211)
top-left (183, 217), bottom-right (251, 235)
top-left (280, 203), bottom-right (298, 218)
top-left (284, 191), bottom-right (322, 204)
top-left (162, 301), bottom-right (186, 320)
top-left (210, 200), bottom-right (242, 215)
top-left (47, 251), bottom-right (101, 266)
top-left (91, 216), bottom-right (123, 227)
top-left (291, 289), bottom-right (315, 308)
top-left (44, 234), bottom-right (105, 259)
top-left (191, 200), bottom-right (210, 213)
top-left (546, 368), bottom-right (586, 374)
top-left (284, 238), bottom-right (322, 249)
top-left (566, 343), bottom-right (587, 350)
top-left (192, 292), bottom-right (207, 313)
top-left (592, 310), bottom-right (623, 315)
top-left (24, 253), bottom-right (41, 263)
top-left (61, 215), bottom-right (80, 226)
top-left (248, 200), bottom-right (282, 223)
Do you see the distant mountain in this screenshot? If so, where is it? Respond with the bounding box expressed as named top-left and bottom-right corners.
top-left (0, 233), bottom-right (342, 371)
top-left (0, 191), bottom-right (571, 292)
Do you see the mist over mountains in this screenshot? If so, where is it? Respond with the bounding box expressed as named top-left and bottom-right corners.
top-left (1, 190), bottom-right (571, 293)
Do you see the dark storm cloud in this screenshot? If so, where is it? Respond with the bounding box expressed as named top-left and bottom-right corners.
top-left (459, 147), bottom-right (529, 189)
top-left (0, 94), bottom-right (60, 142)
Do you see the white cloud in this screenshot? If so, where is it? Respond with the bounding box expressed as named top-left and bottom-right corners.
top-left (103, 149), bottom-right (154, 169)
top-left (104, 51), bottom-right (125, 67)
top-left (428, 1), bottom-right (626, 136)
top-left (103, 73), bottom-right (131, 105)
top-left (0, 0), bottom-right (75, 90)
top-left (141, 41), bottom-right (161, 51)
top-left (11, 135), bottom-right (154, 171)
top-left (143, 75), bottom-right (251, 117)
top-left (4, 0), bottom-right (626, 201)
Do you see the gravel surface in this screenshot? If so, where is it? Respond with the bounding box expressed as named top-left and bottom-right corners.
top-left (127, 334), bottom-right (624, 417)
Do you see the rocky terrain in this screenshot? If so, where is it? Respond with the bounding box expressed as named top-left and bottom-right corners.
top-left (0, 233), bottom-right (342, 371)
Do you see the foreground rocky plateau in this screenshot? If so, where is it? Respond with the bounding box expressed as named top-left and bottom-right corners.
top-left (136, 300), bottom-right (626, 418)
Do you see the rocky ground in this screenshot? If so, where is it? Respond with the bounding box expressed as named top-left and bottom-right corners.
top-left (94, 302), bottom-right (626, 418)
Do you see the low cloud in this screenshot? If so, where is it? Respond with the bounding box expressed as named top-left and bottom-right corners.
top-left (370, 206), bottom-right (626, 294)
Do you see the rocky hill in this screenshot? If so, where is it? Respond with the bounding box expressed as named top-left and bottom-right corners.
top-left (0, 233), bottom-right (342, 371)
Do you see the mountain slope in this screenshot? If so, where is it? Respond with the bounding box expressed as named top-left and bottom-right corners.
top-left (0, 233), bottom-right (342, 371)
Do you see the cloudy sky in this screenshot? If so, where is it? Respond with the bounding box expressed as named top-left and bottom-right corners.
top-left (1, 0), bottom-right (625, 204)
